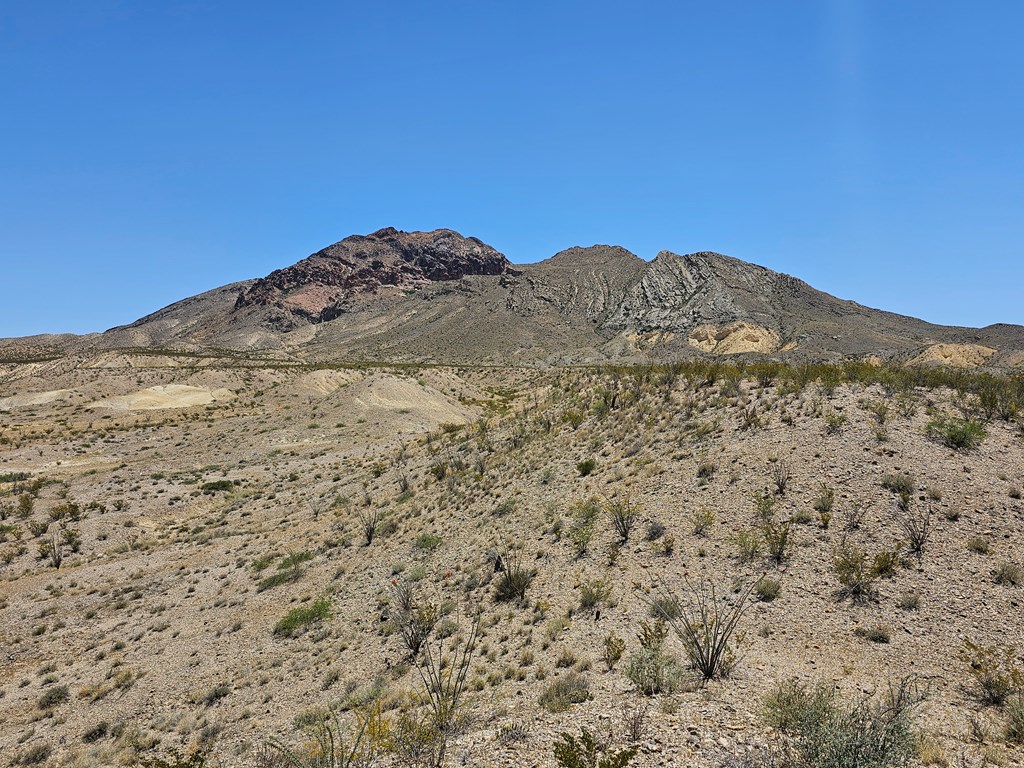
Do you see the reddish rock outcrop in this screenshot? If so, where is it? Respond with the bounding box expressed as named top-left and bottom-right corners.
top-left (234, 227), bottom-right (513, 322)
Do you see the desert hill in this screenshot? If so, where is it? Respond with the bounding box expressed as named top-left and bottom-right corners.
top-left (1, 229), bottom-right (1023, 768)
top-left (3, 227), bottom-right (1021, 368)
top-left (0, 357), bottom-right (1023, 767)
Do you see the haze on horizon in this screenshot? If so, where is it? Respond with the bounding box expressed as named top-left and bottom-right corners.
top-left (2, 1), bottom-right (1022, 337)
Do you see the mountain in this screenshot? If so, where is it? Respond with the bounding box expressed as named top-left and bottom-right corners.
top-left (6, 227), bottom-right (1023, 367)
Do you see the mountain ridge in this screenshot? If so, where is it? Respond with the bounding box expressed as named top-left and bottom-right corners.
top-left (3, 228), bottom-right (1022, 369)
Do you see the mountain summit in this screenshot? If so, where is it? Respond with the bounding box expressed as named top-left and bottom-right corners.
top-left (11, 228), bottom-right (1023, 367)
top-left (234, 227), bottom-right (513, 324)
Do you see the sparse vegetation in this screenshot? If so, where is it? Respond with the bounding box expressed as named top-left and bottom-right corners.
top-left (834, 542), bottom-right (877, 603)
top-left (606, 497), bottom-right (637, 542)
top-left (553, 728), bottom-right (637, 768)
top-left (567, 497), bottom-right (601, 559)
top-left (269, 704), bottom-right (382, 768)
top-left (755, 576), bottom-right (782, 602)
top-left (763, 676), bottom-right (923, 768)
top-left (274, 598), bottom-right (331, 637)
top-left (493, 536), bottom-right (534, 602)
top-left (540, 671), bottom-right (591, 712)
top-left (2, 355), bottom-right (1022, 765)
top-left (960, 641), bottom-right (1022, 706)
top-left (645, 575), bottom-right (753, 682)
top-left (926, 416), bottom-right (986, 451)
top-left (993, 561), bottom-right (1022, 586)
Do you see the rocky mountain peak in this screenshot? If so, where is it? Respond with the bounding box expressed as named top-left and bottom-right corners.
top-left (233, 228), bottom-right (512, 323)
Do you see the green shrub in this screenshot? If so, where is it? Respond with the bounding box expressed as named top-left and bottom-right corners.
top-left (762, 520), bottom-right (791, 564)
top-left (414, 533), bottom-right (442, 551)
top-left (606, 497), bottom-right (637, 542)
top-left (763, 677), bottom-right (922, 768)
top-left (755, 577), bottom-right (782, 602)
top-left (897, 592), bottom-right (921, 611)
top-left (735, 528), bottom-right (762, 562)
top-left (576, 459), bottom-right (596, 477)
top-left (926, 417), bottom-right (986, 451)
top-left (602, 632), bottom-right (625, 671)
top-left (625, 647), bottom-right (686, 696)
top-left (691, 507), bottom-right (715, 537)
top-left (37, 684), bottom-right (69, 709)
top-left (274, 598), bottom-right (331, 637)
top-left (967, 536), bottom-right (991, 555)
top-left (834, 542), bottom-right (877, 603)
top-left (960, 640), bottom-right (1022, 706)
top-left (824, 410), bottom-right (848, 434)
top-left (568, 497), bottom-right (601, 558)
top-left (494, 537), bottom-right (534, 602)
top-left (579, 579), bottom-right (613, 612)
top-left (994, 561), bottom-right (1023, 586)
top-left (539, 671), bottom-right (591, 712)
top-left (1006, 696), bottom-right (1024, 744)
top-left (870, 545), bottom-right (902, 578)
top-left (256, 568), bottom-right (303, 593)
top-left (553, 728), bottom-right (638, 768)
top-left (813, 484), bottom-right (835, 515)
top-left (854, 626), bottom-right (891, 644)
top-left (882, 473), bottom-right (915, 496)
top-left (754, 491), bottom-right (778, 521)
top-left (200, 480), bottom-right (234, 493)
top-left (278, 551), bottom-right (313, 569)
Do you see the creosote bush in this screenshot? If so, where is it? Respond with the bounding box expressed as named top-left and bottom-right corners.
top-left (691, 507), bottom-right (715, 537)
top-left (540, 671), bottom-right (591, 712)
top-left (602, 631), bottom-right (626, 671)
top-left (833, 542), bottom-right (877, 603)
top-left (576, 459), bottom-right (596, 477)
top-left (553, 728), bottom-right (637, 768)
top-left (926, 416), bottom-right (986, 451)
top-left (568, 497), bottom-right (601, 559)
top-left (763, 676), bottom-right (923, 768)
top-left (960, 640), bottom-right (1022, 706)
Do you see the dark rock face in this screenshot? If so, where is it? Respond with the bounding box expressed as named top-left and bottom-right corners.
top-left (234, 227), bottom-right (513, 322)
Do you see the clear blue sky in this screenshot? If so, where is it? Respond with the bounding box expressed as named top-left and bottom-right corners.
top-left (2, 1), bottom-right (1021, 336)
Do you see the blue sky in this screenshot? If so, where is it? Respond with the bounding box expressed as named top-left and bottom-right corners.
top-left (1, 1), bottom-right (1021, 336)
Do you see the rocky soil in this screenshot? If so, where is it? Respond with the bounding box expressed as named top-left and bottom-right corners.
top-left (1, 355), bottom-right (1023, 767)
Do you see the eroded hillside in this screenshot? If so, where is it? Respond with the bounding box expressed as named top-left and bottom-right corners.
top-left (1, 357), bottom-right (1023, 767)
